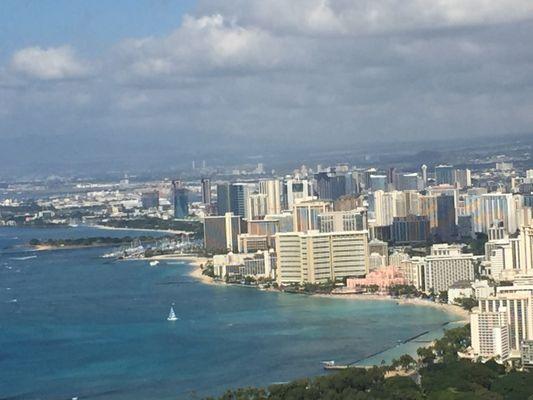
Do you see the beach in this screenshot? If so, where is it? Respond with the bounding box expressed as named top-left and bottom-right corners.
top-left (145, 254), bottom-right (217, 286)
top-left (313, 293), bottom-right (470, 320)
top-left (162, 255), bottom-right (470, 320)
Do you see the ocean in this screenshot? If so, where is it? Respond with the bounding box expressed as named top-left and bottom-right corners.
top-left (0, 226), bottom-right (461, 399)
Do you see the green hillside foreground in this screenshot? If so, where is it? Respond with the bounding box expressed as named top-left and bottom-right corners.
top-left (207, 325), bottom-right (533, 400)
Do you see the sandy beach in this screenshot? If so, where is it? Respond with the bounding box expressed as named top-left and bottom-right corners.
top-left (145, 254), bottom-right (217, 286)
top-left (313, 292), bottom-right (469, 319)
top-left (144, 253), bottom-right (470, 319)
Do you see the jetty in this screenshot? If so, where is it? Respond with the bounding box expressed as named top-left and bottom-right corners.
top-left (322, 329), bottom-right (433, 370)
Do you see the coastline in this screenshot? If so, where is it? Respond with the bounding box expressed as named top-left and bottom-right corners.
top-left (312, 293), bottom-right (469, 320)
top-left (91, 224), bottom-right (192, 235)
top-left (145, 254), bottom-right (217, 286)
top-left (176, 258), bottom-right (469, 320)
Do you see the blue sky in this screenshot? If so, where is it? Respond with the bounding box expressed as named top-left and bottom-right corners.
top-left (0, 0), bottom-right (196, 59)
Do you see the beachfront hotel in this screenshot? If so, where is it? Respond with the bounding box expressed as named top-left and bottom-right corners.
top-left (275, 230), bottom-right (369, 284)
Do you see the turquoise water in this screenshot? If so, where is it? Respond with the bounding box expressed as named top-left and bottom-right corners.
top-left (0, 227), bottom-right (461, 399)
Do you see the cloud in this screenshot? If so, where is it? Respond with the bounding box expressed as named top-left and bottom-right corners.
top-left (1, 0), bottom-right (533, 175)
top-left (10, 46), bottom-right (91, 80)
top-left (197, 0), bottom-right (533, 36)
top-left (113, 14), bottom-right (288, 80)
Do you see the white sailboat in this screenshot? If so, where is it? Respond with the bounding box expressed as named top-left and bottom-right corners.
top-left (167, 305), bottom-right (178, 321)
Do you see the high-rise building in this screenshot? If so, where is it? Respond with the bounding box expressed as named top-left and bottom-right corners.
top-left (275, 230), bottom-right (369, 284)
top-left (478, 290), bottom-right (533, 351)
top-left (201, 178), bottom-right (211, 205)
top-left (373, 190), bottom-right (406, 226)
top-left (248, 193), bottom-right (268, 220)
top-left (140, 190), bottom-right (159, 209)
top-left (284, 178), bottom-right (311, 210)
top-left (258, 179), bottom-right (282, 214)
top-left (435, 165), bottom-right (455, 185)
top-left (370, 175), bottom-right (388, 191)
top-left (470, 307), bottom-right (510, 362)
top-left (315, 172), bottom-right (346, 201)
top-left (387, 167), bottom-right (397, 190)
top-left (455, 169), bottom-right (472, 189)
top-left (392, 215), bottom-right (430, 244)
top-left (480, 193), bottom-right (518, 235)
top-left (216, 183), bottom-right (231, 216)
top-left (293, 200), bottom-right (331, 232)
top-left (318, 209), bottom-right (367, 233)
top-left (423, 245), bottom-right (474, 292)
top-left (230, 183), bottom-right (253, 219)
top-left (172, 180), bottom-right (188, 218)
top-left (203, 212), bottom-right (243, 253)
top-left (436, 194), bottom-right (457, 241)
top-left (463, 193), bottom-right (518, 235)
top-left (368, 238), bottom-right (388, 264)
top-left (397, 173), bottom-right (419, 191)
top-left (421, 164), bottom-right (428, 187)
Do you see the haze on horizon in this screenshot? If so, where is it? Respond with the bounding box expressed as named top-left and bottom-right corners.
top-left (1, 0), bottom-right (533, 175)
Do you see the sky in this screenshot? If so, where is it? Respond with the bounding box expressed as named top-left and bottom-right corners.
top-left (1, 0), bottom-right (533, 176)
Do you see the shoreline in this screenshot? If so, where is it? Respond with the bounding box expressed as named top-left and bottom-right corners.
top-left (31, 243), bottom-right (113, 251)
top-left (91, 224), bottom-right (193, 235)
top-left (173, 258), bottom-right (469, 320)
top-left (312, 293), bottom-right (469, 320)
top-left (144, 254), bottom-right (217, 286)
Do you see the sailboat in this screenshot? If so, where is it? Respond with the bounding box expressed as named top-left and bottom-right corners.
top-left (167, 305), bottom-right (178, 321)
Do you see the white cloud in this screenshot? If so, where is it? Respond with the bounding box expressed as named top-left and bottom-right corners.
top-left (199, 0), bottom-right (533, 35)
top-left (116, 14), bottom-right (286, 79)
top-left (10, 46), bottom-right (90, 80)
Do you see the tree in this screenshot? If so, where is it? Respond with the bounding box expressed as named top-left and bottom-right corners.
top-left (417, 346), bottom-right (436, 366)
top-left (457, 297), bottom-right (478, 311)
top-left (438, 290), bottom-right (448, 303)
top-left (398, 354), bottom-right (417, 370)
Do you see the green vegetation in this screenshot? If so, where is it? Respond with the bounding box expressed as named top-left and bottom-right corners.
top-left (282, 280), bottom-right (338, 294)
top-left (388, 285), bottom-right (423, 298)
top-left (29, 235), bottom-right (169, 248)
top-left (202, 263), bottom-right (215, 278)
top-left (455, 297), bottom-right (478, 311)
top-left (100, 217), bottom-right (203, 238)
top-left (465, 232), bottom-right (489, 256)
top-left (207, 325), bottom-right (533, 400)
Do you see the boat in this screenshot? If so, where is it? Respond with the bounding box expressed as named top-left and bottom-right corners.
top-left (167, 305), bottom-right (178, 321)
top-left (149, 260), bottom-right (159, 267)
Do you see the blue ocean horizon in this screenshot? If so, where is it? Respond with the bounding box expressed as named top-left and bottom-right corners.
top-left (0, 226), bottom-right (462, 399)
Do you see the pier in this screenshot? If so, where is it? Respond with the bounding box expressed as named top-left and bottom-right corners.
top-left (322, 328), bottom-right (438, 370)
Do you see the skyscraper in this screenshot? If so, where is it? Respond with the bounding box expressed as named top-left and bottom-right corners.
top-left (369, 175), bottom-right (388, 191)
top-left (275, 230), bottom-right (369, 284)
top-left (455, 169), bottom-right (471, 189)
top-left (284, 178), bottom-right (311, 209)
top-left (421, 164), bottom-right (428, 187)
top-left (216, 183), bottom-right (231, 216)
top-left (172, 180), bottom-right (189, 218)
top-left (203, 212), bottom-right (243, 253)
top-left (436, 194), bottom-right (456, 241)
top-left (201, 178), bottom-right (211, 205)
top-left (230, 183), bottom-right (253, 219)
top-left (140, 190), bottom-right (159, 209)
top-left (398, 173), bottom-right (419, 191)
top-left (293, 200), bottom-right (331, 232)
top-left (435, 165), bottom-right (455, 185)
top-left (258, 179), bottom-right (282, 214)
top-left (315, 172), bottom-right (346, 201)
